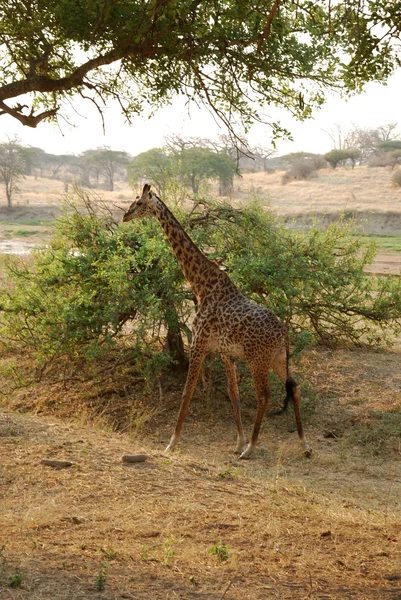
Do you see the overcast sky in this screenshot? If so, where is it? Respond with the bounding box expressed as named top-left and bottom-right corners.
top-left (1, 69), bottom-right (400, 157)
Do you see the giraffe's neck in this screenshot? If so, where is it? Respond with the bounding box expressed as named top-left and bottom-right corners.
top-left (151, 197), bottom-right (233, 301)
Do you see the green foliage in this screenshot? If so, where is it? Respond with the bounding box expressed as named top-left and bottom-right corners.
top-left (188, 200), bottom-right (401, 345)
top-left (179, 147), bottom-right (236, 194)
top-left (129, 145), bottom-right (237, 196)
top-left (1, 2), bottom-right (400, 132)
top-left (94, 563), bottom-right (107, 591)
top-left (324, 148), bottom-right (361, 169)
top-left (0, 190), bottom-right (189, 381)
top-left (377, 140), bottom-right (401, 152)
top-left (1, 187), bottom-right (401, 390)
top-left (81, 147), bottom-right (130, 191)
top-left (8, 572), bottom-right (23, 588)
top-left (208, 541), bottom-right (230, 562)
top-left (128, 148), bottom-right (177, 194)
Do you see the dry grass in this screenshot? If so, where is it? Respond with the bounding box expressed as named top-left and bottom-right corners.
top-left (1, 346), bottom-right (401, 599)
top-left (236, 166), bottom-right (401, 217)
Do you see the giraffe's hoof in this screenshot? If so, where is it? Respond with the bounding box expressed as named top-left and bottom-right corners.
top-left (239, 449), bottom-right (253, 460)
top-left (304, 447), bottom-right (312, 458)
top-left (233, 443), bottom-right (247, 455)
top-left (165, 434), bottom-right (179, 453)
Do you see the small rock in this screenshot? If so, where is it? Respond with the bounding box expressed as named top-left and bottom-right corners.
top-left (122, 453), bottom-right (148, 464)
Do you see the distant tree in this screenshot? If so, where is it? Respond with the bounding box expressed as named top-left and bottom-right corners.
top-left (341, 123), bottom-right (400, 163)
top-left (23, 146), bottom-right (47, 176)
top-left (376, 140), bottom-right (401, 153)
top-left (344, 148), bottom-right (361, 168)
top-left (375, 123), bottom-right (400, 143)
top-left (40, 153), bottom-right (78, 179)
top-left (324, 148), bottom-right (360, 169)
top-left (179, 147), bottom-right (236, 195)
top-left (279, 152), bottom-right (327, 170)
top-left (82, 147), bottom-right (130, 191)
top-left (164, 136), bottom-right (238, 194)
top-left (0, 137), bottom-right (27, 209)
top-left (128, 148), bottom-right (176, 194)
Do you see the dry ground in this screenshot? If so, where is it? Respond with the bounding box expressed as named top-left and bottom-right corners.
top-left (236, 167), bottom-right (401, 220)
top-left (1, 346), bottom-right (401, 600)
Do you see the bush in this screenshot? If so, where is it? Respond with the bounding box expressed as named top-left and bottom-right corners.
top-left (392, 169), bottom-right (401, 188)
top-left (368, 151), bottom-right (401, 170)
top-left (281, 159), bottom-right (319, 184)
top-left (1, 187), bottom-right (401, 387)
top-left (0, 190), bottom-right (190, 382)
top-left (368, 154), bottom-right (394, 168)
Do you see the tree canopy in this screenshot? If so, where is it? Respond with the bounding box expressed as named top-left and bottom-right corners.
top-left (1, 1), bottom-right (400, 134)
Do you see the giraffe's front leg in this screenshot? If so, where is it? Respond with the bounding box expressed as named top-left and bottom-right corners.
top-left (165, 346), bottom-right (206, 453)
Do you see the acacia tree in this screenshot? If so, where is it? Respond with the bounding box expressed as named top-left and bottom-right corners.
top-left (0, 137), bottom-right (27, 208)
top-left (82, 147), bottom-right (130, 191)
top-left (324, 148), bottom-right (361, 169)
top-left (343, 123), bottom-right (400, 163)
top-left (128, 148), bottom-right (176, 194)
top-left (179, 147), bottom-right (236, 195)
top-left (0, 2), bottom-right (400, 136)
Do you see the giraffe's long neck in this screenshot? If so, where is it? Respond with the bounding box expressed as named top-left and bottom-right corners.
top-left (152, 197), bottom-right (232, 301)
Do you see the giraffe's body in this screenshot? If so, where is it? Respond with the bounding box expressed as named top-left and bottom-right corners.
top-left (123, 184), bottom-right (311, 458)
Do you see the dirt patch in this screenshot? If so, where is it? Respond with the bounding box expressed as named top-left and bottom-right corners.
top-left (1, 346), bottom-right (401, 599)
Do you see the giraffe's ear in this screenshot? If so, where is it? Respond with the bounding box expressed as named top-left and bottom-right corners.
top-left (142, 183), bottom-right (151, 195)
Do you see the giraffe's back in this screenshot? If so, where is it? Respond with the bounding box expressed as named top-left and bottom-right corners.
top-left (203, 292), bottom-right (287, 360)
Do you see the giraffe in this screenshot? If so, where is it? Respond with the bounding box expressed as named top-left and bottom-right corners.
top-left (122, 184), bottom-right (311, 459)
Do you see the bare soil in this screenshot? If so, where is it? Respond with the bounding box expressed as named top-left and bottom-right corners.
top-left (1, 346), bottom-right (401, 600)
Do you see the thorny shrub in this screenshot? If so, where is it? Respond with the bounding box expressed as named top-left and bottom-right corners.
top-left (1, 186), bottom-right (401, 388)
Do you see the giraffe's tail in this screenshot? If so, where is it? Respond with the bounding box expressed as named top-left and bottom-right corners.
top-left (270, 379), bottom-right (295, 415)
top-left (269, 336), bottom-right (293, 416)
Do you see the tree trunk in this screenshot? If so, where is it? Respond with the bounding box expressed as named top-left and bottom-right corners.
top-left (164, 302), bottom-right (188, 371)
top-left (166, 326), bottom-right (188, 371)
top-left (6, 189), bottom-right (12, 209)
top-left (219, 175), bottom-right (233, 196)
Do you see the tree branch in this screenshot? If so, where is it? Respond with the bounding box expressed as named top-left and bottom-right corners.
top-left (0, 100), bottom-right (59, 127)
top-left (226, 0), bottom-right (282, 49)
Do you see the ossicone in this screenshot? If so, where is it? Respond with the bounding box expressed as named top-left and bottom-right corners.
top-left (142, 183), bottom-right (151, 194)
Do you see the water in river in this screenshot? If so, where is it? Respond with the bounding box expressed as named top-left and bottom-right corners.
top-left (0, 240), bottom-right (37, 255)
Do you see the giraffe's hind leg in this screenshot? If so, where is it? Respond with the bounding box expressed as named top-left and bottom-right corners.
top-left (222, 355), bottom-right (246, 454)
top-left (272, 351), bottom-right (312, 456)
top-left (240, 364), bottom-right (271, 459)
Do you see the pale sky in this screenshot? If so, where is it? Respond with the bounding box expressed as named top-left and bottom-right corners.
top-left (1, 70), bottom-right (400, 157)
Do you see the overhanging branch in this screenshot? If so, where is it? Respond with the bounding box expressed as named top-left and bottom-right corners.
top-left (0, 100), bottom-right (59, 127)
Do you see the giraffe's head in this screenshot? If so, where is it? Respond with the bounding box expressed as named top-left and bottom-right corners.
top-left (122, 184), bottom-right (157, 222)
